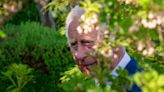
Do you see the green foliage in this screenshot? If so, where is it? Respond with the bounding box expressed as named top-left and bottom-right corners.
top-left (60, 66), bottom-right (116, 92)
top-left (60, 65), bottom-right (131, 92)
top-left (81, 0), bottom-right (102, 14)
top-left (134, 69), bottom-right (164, 92)
top-left (137, 0), bottom-right (153, 9)
top-left (0, 22), bottom-right (74, 91)
top-left (0, 30), bottom-right (6, 38)
top-left (58, 0), bottom-right (164, 91)
top-left (2, 63), bottom-right (34, 92)
top-left (60, 66), bottom-right (93, 92)
top-left (44, 0), bottom-right (80, 29)
top-left (43, 0), bottom-right (70, 29)
top-left (0, 0), bottom-right (163, 91)
top-left (5, 1), bottom-right (40, 25)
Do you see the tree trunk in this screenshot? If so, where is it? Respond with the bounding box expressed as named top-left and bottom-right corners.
top-left (35, 0), bottom-right (56, 28)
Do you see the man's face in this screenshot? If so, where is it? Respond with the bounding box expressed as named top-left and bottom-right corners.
top-left (68, 20), bottom-right (102, 75)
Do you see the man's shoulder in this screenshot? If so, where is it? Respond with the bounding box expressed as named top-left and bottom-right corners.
top-left (125, 57), bottom-right (141, 75)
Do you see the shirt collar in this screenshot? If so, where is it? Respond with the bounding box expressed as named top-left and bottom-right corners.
top-left (111, 51), bottom-right (131, 77)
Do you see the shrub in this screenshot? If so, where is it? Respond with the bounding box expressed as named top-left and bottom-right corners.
top-left (4, 0), bottom-right (40, 25)
top-left (0, 22), bottom-right (74, 92)
top-left (2, 63), bottom-right (34, 92)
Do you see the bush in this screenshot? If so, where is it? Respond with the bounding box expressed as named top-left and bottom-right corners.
top-left (49, 0), bottom-right (164, 91)
top-left (4, 0), bottom-right (40, 25)
top-left (2, 63), bottom-right (34, 92)
top-left (0, 22), bottom-right (74, 92)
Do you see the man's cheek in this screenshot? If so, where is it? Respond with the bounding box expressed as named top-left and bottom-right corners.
top-left (92, 44), bottom-right (99, 50)
top-left (71, 50), bottom-right (76, 60)
top-left (72, 54), bottom-right (76, 60)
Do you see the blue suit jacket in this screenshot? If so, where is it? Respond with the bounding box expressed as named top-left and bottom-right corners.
top-left (125, 57), bottom-right (142, 92)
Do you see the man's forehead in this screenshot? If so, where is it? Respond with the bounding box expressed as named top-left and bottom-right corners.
top-left (68, 29), bottom-right (99, 41)
top-left (69, 20), bottom-right (96, 34)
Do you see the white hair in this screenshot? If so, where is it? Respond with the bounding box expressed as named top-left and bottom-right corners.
top-left (65, 5), bottom-right (85, 45)
top-left (65, 5), bottom-right (106, 46)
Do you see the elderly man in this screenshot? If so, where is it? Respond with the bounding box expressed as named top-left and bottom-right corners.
top-left (66, 5), bottom-right (141, 92)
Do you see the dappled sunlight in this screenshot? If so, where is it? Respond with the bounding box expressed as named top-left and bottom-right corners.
top-left (119, 0), bottom-right (137, 4)
top-left (128, 11), bottom-right (164, 57)
top-left (137, 41), bottom-right (155, 56)
top-left (0, 0), bottom-right (164, 92)
top-left (0, 0), bottom-right (23, 28)
top-left (77, 13), bottom-right (99, 34)
top-left (134, 69), bottom-right (164, 92)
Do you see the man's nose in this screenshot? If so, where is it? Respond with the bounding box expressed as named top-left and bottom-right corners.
top-left (76, 44), bottom-right (87, 60)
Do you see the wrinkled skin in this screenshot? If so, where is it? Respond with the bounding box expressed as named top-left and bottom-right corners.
top-left (68, 20), bottom-right (125, 75)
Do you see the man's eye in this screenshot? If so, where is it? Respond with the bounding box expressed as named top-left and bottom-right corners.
top-left (71, 43), bottom-right (77, 50)
top-left (83, 42), bottom-right (95, 47)
top-left (71, 42), bottom-right (76, 46)
top-left (84, 42), bottom-right (92, 46)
